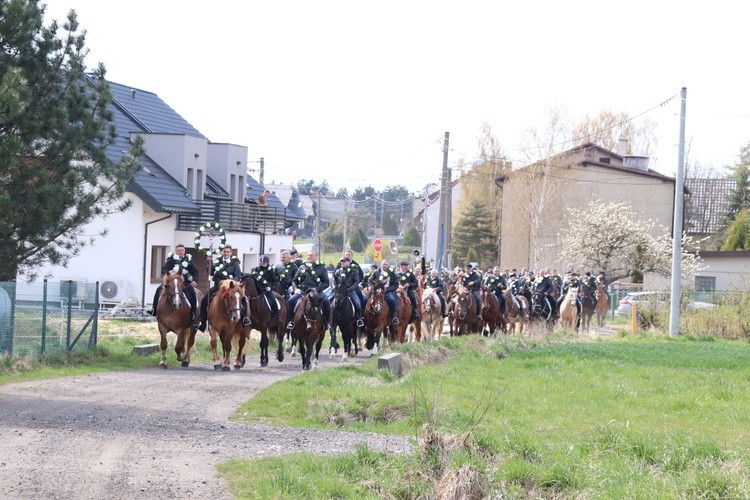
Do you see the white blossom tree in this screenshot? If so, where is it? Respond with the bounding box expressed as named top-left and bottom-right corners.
top-left (558, 201), bottom-right (702, 282)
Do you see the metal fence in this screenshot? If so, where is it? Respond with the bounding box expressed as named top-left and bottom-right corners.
top-left (0, 280), bottom-right (99, 358)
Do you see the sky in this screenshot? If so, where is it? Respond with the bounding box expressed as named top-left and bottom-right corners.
top-left (40, 1), bottom-right (750, 193)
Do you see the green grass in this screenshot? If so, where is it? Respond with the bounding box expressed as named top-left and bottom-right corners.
top-left (225, 335), bottom-right (750, 498)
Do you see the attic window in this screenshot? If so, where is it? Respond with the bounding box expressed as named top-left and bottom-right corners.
top-left (599, 157), bottom-right (611, 164)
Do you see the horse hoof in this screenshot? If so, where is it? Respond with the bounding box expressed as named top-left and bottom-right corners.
top-left (278, 353), bottom-right (285, 363)
top-left (285, 347), bottom-right (291, 353)
top-left (214, 364), bottom-right (222, 371)
top-left (181, 361), bottom-right (189, 368)
top-left (260, 361), bottom-right (268, 367)
top-left (222, 366), bottom-right (230, 372)
top-left (159, 363), bottom-right (167, 369)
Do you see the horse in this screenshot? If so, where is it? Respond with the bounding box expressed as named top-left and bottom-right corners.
top-left (453, 286), bottom-right (479, 336)
top-left (445, 277), bottom-right (462, 336)
top-left (292, 289), bottom-right (327, 371)
top-left (558, 287), bottom-right (579, 331)
top-left (530, 291), bottom-right (555, 330)
top-left (420, 287), bottom-right (444, 342)
top-left (207, 279), bottom-right (246, 371)
top-left (391, 286), bottom-right (418, 344)
top-left (155, 270), bottom-right (203, 368)
top-left (330, 280), bottom-right (360, 360)
top-left (595, 283), bottom-right (609, 327)
top-left (579, 281), bottom-right (597, 335)
top-left (504, 287), bottom-right (529, 335)
top-left (479, 287), bottom-right (501, 336)
top-left (241, 275), bottom-right (287, 367)
top-left (363, 281), bottom-right (390, 354)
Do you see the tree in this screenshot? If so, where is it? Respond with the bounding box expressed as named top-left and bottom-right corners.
top-left (558, 201), bottom-right (702, 283)
top-left (571, 109), bottom-right (658, 157)
top-left (719, 142), bottom-right (750, 250)
top-left (451, 200), bottom-right (497, 268)
top-left (321, 220), bottom-right (343, 253)
top-left (382, 213), bottom-right (399, 236)
top-left (721, 209), bottom-right (750, 251)
top-left (296, 179), bottom-right (331, 196)
top-left (349, 226), bottom-right (369, 253)
top-left (0, 3), bottom-right (143, 280)
top-left (402, 225), bottom-right (421, 247)
top-left (336, 187), bottom-right (348, 197)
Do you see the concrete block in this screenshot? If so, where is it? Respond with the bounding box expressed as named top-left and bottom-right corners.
top-left (132, 343), bottom-right (159, 356)
top-left (378, 352), bottom-right (402, 377)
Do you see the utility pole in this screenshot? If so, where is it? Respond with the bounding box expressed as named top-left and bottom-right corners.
top-left (314, 189), bottom-right (322, 254)
top-left (259, 157), bottom-right (264, 185)
top-left (343, 198), bottom-right (349, 251)
top-left (669, 87), bottom-right (687, 337)
top-left (437, 131), bottom-right (450, 270)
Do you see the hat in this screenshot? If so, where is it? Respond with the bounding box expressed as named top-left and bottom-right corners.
top-left (528, 270), bottom-right (535, 275)
top-left (509, 272), bottom-right (517, 277)
top-left (259, 255), bottom-right (270, 264)
top-left (585, 271), bottom-right (591, 276)
top-left (370, 264), bottom-right (378, 269)
top-left (400, 260), bottom-right (410, 266)
top-left (340, 256), bottom-right (351, 262)
top-left (465, 263), bottom-right (473, 268)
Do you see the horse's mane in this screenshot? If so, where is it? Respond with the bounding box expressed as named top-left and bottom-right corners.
top-left (163, 269), bottom-right (184, 285)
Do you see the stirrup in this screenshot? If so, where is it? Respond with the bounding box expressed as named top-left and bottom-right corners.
top-left (477, 315), bottom-right (483, 321)
top-left (242, 317), bottom-right (252, 327)
top-left (392, 317), bottom-right (399, 325)
top-left (286, 321), bottom-right (294, 330)
top-left (356, 318), bottom-right (364, 327)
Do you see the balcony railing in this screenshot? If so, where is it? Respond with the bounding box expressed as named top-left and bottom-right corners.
top-left (177, 200), bottom-right (290, 234)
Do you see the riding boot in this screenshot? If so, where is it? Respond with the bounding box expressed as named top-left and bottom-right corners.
top-left (356, 307), bottom-right (364, 328)
top-left (240, 299), bottom-right (252, 327)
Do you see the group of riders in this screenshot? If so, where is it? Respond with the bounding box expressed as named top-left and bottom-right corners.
top-left (147, 242), bottom-right (611, 334)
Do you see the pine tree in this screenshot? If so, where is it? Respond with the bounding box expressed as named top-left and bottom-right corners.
top-left (451, 200), bottom-right (497, 267)
top-left (0, 2), bottom-right (143, 280)
top-left (402, 225), bottom-right (421, 247)
top-left (720, 142), bottom-right (750, 250)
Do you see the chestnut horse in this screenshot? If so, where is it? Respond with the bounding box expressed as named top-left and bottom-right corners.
top-left (420, 287), bottom-right (444, 342)
top-left (504, 287), bottom-right (529, 334)
top-left (558, 287), bottom-right (579, 331)
top-left (292, 289), bottom-right (327, 371)
top-left (207, 280), bottom-right (246, 371)
top-left (241, 275), bottom-right (287, 367)
top-left (156, 270), bottom-right (203, 368)
top-left (595, 283), bottom-right (609, 327)
top-left (453, 286), bottom-right (479, 336)
top-left (363, 281), bottom-right (390, 354)
top-left (391, 286), bottom-right (418, 344)
top-left (480, 287), bottom-right (501, 336)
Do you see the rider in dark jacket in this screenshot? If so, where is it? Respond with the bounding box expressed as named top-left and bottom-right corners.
top-left (397, 261), bottom-right (420, 323)
top-left (196, 245), bottom-right (246, 332)
top-left (460, 264), bottom-right (483, 321)
top-left (250, 255), bottom-right (282, 325)
top-left (483, 266), bottom-right (507, 316)
top-left (148, 244), bottom-right (200, 327)
top-left (532, 268), bottom-right (557, 318)
top-left (276, 250), bottom-right (298, 299)
top-left (426, 268), bottom-right (447, 317)
top-left (286, 250), bottom-right (331, 330)
top-left (371, 260), bottom-right (400, 325)
top-left (333, 256), bottom-right (364, 327)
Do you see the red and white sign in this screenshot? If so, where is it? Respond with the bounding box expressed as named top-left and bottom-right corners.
top-left (373, 238), bottom-right (383, 252)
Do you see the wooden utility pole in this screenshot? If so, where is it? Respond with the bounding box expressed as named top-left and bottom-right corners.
top-left (669, 87), bottom-right (687, 337)
top-left (259, 157), bottom-right (264, 185)
top-left (437, 131), bottom-right (450, 270)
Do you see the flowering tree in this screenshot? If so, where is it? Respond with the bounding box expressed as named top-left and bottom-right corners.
top-left (558, 201), bottom-right (702, 283)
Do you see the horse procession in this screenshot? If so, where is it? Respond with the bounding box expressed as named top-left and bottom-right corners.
top-left (149, 240), bottom-right (611, 372)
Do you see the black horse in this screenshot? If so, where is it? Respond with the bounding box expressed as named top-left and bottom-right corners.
top-left (330, 280), bottom-right (360, 360)
top-left (292, 289), bottom-right (327, 371)
top-left (530, 291), bottom-right (555, 329)
top-left (579, 281), bottom-right (597, 334)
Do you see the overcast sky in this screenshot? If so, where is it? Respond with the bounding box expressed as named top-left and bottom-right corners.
top-left (41, 1), bottom-right (750, 192)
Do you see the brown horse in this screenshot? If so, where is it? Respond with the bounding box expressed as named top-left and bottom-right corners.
top-left (155, 270), bottom-right (203, 369)
top-left (292, 289), bottom-right (327, 371)
top-left (579, 281), bottom-right (597, 335)
top-left (420, 287), bottom-right (444, 342)
top-left (558, 287), bottom-right (579, 331)
top-left (504, 287), bottom-right (529, 334)
top-left (207, 280), bottom-right (246, 371)
top-left (453, 286), bottom-right (479, 336)
top-left (480, 287), bottom-right (501, 336)
top-left (391, 286), bottom-right (419, 344)
top-left (445, 278), bottom-right (462, 336)
top-left (595, 283), bottom-right (609, 327)
top-left (241, 275), bottom-right (287, 367)
top-left (363, 281), bottom-right (390, 354)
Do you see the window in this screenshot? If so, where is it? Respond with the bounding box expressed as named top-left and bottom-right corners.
top-left (186, 168), bottom-right (194, 198)
top-left (230, 174), bottom-right (236, 200)
top-left (197, 169), bottom-right (204, 200)
top-left (695, 276), bottom-right (716, 292)
top-left (599, 157), bottom-right (611, 164)
top-left (151, 246), bottom-right (167, 283)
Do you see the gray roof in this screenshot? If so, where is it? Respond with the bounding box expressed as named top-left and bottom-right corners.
top-left (246, 176), bottom-right (285, 209)
top-left (99, 77), bottom-right (202, 214)
top-left (205, 176), bottom-right (232, 200)
top-left (266, 184), bottom-right (306, 219)
top-left (685, 178), bottom-right (735, 235)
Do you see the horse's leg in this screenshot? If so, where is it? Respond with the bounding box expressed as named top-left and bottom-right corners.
top-left (234, 332), bottom-right (245, 370)
top-left (158, 325), bottom-right (169, 369)
top-left (208, 326), bottom-right (222, 370)
top-left (184, 325), bottom-right (197, 367)
top-left (313, 330), bottom-right (324, 369)
top-left (259, 331), bottom-right (269, 367)
top-left (221, 332), bottom-right (232, 371)
top-left (329, 321), bottom-right (340, 354)
top-left (298, 335), bottom-right (307, 370)
top-left (275, 327), bottom-right (285, 363)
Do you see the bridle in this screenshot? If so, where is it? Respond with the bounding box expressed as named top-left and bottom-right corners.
top-left (456, 288), bottom-right (473, 320)
top-left (221, 286), bottom-right (243, 322)
top-left (367, 284), bottom-right (385, 314)
top-left (164, 275), bottom-right (184, 309)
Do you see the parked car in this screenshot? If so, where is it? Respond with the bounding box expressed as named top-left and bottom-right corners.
top-left (616, 292), bottom-right (716, 317)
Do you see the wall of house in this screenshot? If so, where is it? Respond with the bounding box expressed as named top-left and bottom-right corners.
top-left (207, 143), bottom-right (248, 203)
top-left (690, 252), bottom-right (750, 291)
top-left (422, 181), bottom-right (461, 269)
top-left (139, 133), bottom-right (207, 200)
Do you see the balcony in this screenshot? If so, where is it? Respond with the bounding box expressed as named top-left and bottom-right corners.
top-left (177, 200), bottom-right (291, 234)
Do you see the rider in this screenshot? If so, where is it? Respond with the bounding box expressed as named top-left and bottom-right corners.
top-left (249, 255), bottom-right (282, 326)
top-left (532, 268), bottom-right (558, 318)
top-left (371, 259), bottom-right (400, 325)
top-left (148, 244), bottom-right (200, 327)
top-left (581, 271), bottom-right (598, 309)
top-left (336, 250), bottom-right (367, 320)
top-left (461, 263), bottom-right (483, 322)
top-left (286, 250), bottom-right (331, 330)
top-left (289, 248), bottom-right (305, 268)
top-left (397, 260), bottom-right (420, 323)
top-left (426, 268), bottom-right (448, 317)
top-left (196, 245), bottom-right (247, 332)
top-left (596, 271), bottom-right (611, 306)
top-left (508, 272), bottom-right (522, 295)
top-left (333, 256), bottom-right (364, 327)
top-left (556, 271), bottom-right (582, 316)
top-left (361, 263), bottom-right (378, 300)
top-left (483, 266), bottom-right (507, 316)
top-left (276, 250), bottom-right (298, 299)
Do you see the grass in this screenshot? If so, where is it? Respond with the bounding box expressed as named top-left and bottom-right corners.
top-left (224, 335), bottom-right (750, 498)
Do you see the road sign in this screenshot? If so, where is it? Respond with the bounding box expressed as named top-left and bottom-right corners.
top-left (373, 238), bottom-right (383, 252)
top-left (374, 250), bottom-right (382, 262)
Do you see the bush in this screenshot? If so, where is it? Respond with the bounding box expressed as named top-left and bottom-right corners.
top-left (403, 225), bottom-right (421, 247)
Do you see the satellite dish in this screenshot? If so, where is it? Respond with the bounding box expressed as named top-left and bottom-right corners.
top-left (100, 281), bottom-right (119, 300)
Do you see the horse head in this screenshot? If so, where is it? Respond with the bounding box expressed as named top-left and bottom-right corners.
top-left (218, 280), bottom-right (245, 323)
top-left (303, 289), bottom-right (323, 331)
top-left (332, 280), bottom-right (349, 311)
top-left (367, 281), bottom-right (385, 314)
top-left (163, 270), bottom-right (185, 309)
top-left (422, 287), bottom-right (438, 314)
top-left (455, 287), bottom-right (472, 321)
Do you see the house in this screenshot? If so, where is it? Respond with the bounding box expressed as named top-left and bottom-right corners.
top-left (414, 179), bottom-right (462, 269)
top-left (24, 78), bottom-right (293, 308)
top-left (495, 141), bottom-right (676, 272)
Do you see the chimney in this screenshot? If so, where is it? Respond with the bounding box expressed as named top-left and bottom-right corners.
top-left (130, 89), bottom-right (136, 99)
top-left (618, 139), bottom-right (628, 156)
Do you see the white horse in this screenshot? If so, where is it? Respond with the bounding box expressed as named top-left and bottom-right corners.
top-left (420, 287), bottom-right (444, 342)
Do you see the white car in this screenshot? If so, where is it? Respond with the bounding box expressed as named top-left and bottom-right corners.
top-left (616, 292), bottom-right (715, 316)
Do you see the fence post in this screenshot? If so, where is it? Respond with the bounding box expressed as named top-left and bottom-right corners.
top-left (41, 279), bottom-right (48, 357)
top-left (66, 281), bottom-right (73, 351)
top-left (631, 302), bottom-right (637, 334)
top-left (89, 282), bottom-right (99, 349)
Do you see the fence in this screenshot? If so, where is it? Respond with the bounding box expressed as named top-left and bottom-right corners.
top-left (0, 280), bottom-right (99, 358)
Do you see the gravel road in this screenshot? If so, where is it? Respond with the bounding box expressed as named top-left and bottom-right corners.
top-left (0, 350), bottom-right (412, 499)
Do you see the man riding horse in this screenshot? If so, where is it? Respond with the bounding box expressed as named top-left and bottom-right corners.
top-left (275, 250), bottom-right (298, 299)
top-left (336, 250), bottom-right (367, 318)
top-left (148, 244), bottom-right (200, 328)
top-left (483, 266), bottom-right (507, 317)
top-left (333, 256), bottom-right (364, 327)
top-left (370, 259), bottom-right (400, 325)
top-left (556, 271), bottom-right (582, 317)
top-left (397, 261), bottom-right (420, 324)
top-left (426, 268), bottom-right (448, 318)
top-left (249, 255), bottom-right (283, 326)
top-left (456, 263), bottom-right (482, 322)
top-left (531, 268), bottom-right (558, 319)
top-left (286, 250), bottom-right (330, 331)
top-left (197, 244), bottom-right (248, 332)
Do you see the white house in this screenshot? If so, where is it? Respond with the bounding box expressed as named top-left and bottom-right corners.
top-left (23, 78), bottom-right (294, 308)
top-left (416, 179), bottom-right (462, 269)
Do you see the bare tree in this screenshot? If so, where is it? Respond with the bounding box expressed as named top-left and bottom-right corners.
top-left (571, 109), bottom-right (658, 157)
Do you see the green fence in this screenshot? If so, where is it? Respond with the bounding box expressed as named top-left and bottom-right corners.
top-left (0, 280), bottom-right (99, 358)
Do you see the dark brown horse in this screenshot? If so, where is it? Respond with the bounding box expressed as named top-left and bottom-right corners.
top-left (363, 281), bottom-right (390, 354)
top-left (445, 276), bottom-right (462, 336)
top-left (207, 280), bottom-right (246, 371)
top-left (156, 270), bottom-right (203, 368)
top-left (453, 285), bottom-right (479, 336)
top-left (579, 281), bottom-right (597, 335)
top-left (480, 287), bottom-right (501, 336)
top-left (241, 275), bottom-right (287, 367)
top-left (330, 280), bottom-right (360, 360)
top-left (292, 289), bottom-right (327, 371)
